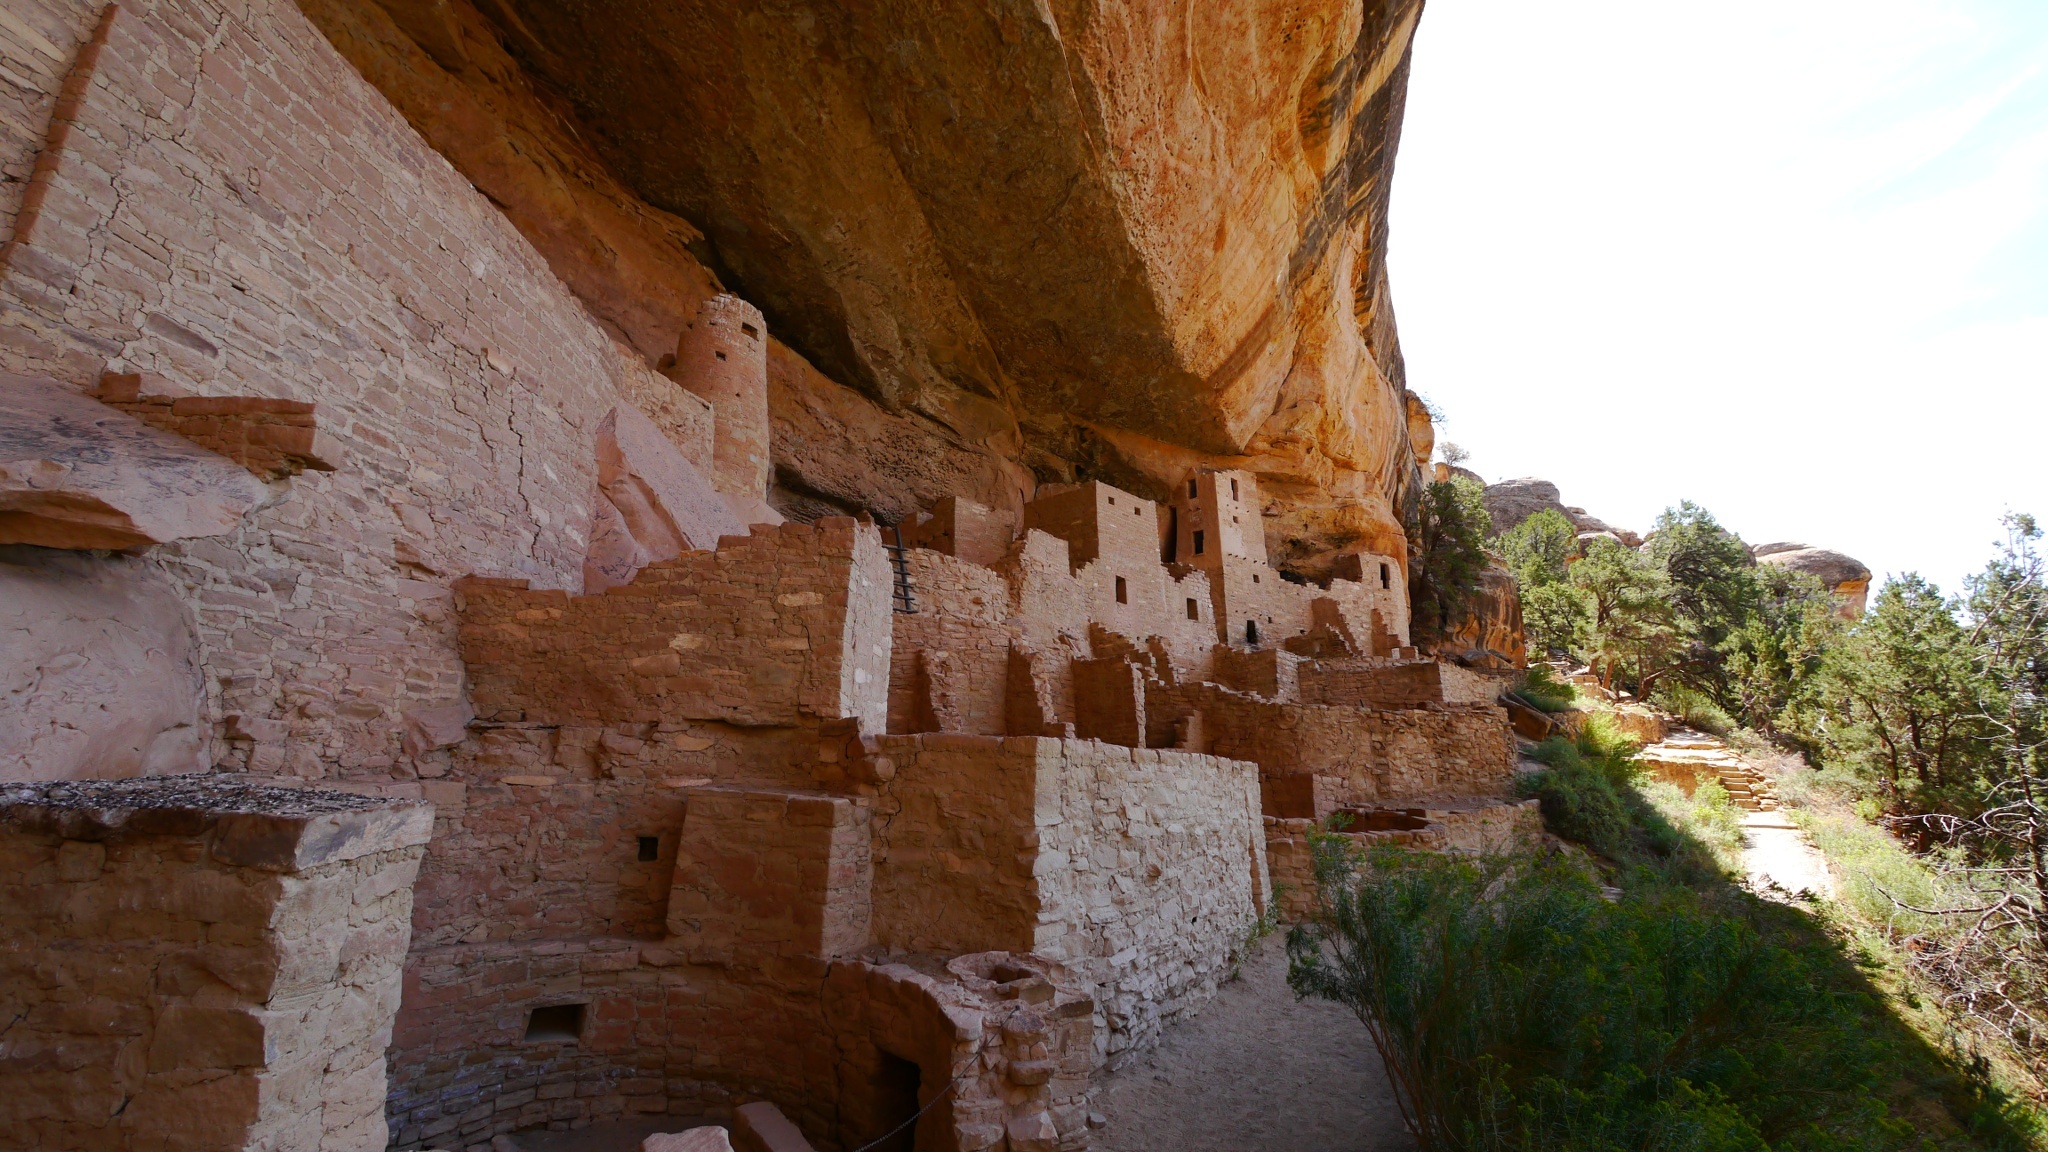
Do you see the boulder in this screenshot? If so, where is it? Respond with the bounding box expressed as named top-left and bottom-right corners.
top-left (0, 374), bottom-right (270, 551)
top-left (1, 546), bottom-right (208, 781)
top-left (1481, 478), bottom-right (1567, 537)
top-left (584, 404), bottom-right (747, 591)
top-left (1756, 544), bottom-right (1872, 618)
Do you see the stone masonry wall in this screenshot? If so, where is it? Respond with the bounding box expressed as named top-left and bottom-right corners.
top-left (457, 520), bottom-right (891, 732)
top-left (0, 776), bottom-right (432, 1151)
top-left (0, 0), bottom-right (718, 781)
top-left (888, 548), bottom-right (1015, 735)
top-left (871, 735), bottom-right (1268, 1062)
top-left (1196, 685), bottom-right (1518, 808)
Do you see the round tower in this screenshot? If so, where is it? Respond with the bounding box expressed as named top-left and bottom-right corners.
top-left (669, 293), bottom-right (770, 502)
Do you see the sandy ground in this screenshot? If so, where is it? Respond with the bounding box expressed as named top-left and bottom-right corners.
top-left (1742, 811), bottom-right (1834, 898)
top-left (1091, 936), bottom-right (1416, 1152)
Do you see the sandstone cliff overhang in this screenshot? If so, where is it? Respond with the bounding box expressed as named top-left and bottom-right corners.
top-left (301, 0), bottom-right (1431, 569)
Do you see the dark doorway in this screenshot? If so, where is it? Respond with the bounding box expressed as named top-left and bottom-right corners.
top-left (1246, 620), bottom-right (1259, 645)
top-left (869, 1051), bottom-right (923, 1152)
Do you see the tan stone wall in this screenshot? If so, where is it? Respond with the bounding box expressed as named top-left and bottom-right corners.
top-left (1296, 658), bottom-right (1500, 709)
top-left (0, 0), bottom-right (719, 781)
top-left (457, 520), bottom-right (891, 732)
top-left (0, 778), bottom-right (431, 1151)
top-left (1264, 799), bottom-right (1543, 919)
top-left (887, 548), bottom-right (1014, 735)
top-left (1193, 685), bottom-right (1518, 808)
top-left (871, 735), bottom-right (1269, 1061)
top-left (668, 787), bottom-right (872, 963)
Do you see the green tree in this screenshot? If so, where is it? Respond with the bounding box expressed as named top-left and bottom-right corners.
top-left (1570, 537), bottom-right (1682, 694)
top-left (1723, 565), bottom-right (1842, 739)
top-left (1408, 479), bottom-right (1492, 647)
top-left (1645, 502), bottom-right (1757, 699)
top-left (1497, 509), bottom-right (1588, 656)
top-left (1959, 514), bottom-right (2048, 954)
top-left (1819, 574), bottom-right (1982, 803)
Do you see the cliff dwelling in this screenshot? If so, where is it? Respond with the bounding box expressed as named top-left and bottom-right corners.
top-left (0, 1), bottom-right (1530, 1149)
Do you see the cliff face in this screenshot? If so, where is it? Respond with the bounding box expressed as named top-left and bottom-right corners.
top-left (303, 0), bottom-right (1426, 573)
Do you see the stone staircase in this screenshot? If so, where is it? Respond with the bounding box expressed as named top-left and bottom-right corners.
top-left (1638, 731), bottom-right (1779, 811)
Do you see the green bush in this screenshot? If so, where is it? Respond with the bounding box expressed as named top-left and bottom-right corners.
top-left (1512, 664), bottom-right (1577, 713)
top-left (1290, 732), bottom-right (2043, 1151)
top-left (1657, 683), bottom-right (1738, 736)
top-left (1287, 845), bottom-right (1973, 1151)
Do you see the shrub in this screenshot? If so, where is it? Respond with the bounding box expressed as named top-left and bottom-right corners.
top-left (1657, 683), bottom-right (1738, 736)
top-left (1287, 845), bottom-right (1956, 1151)
top-left (1512, 664), bottom-right (1577, 713)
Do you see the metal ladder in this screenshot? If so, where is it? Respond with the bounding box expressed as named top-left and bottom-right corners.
top-left (885, 527), bottom-right (916, 614)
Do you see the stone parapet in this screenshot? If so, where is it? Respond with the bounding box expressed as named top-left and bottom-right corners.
top-left (457, 519), bottom-right (892, 732)
top-left (0, 776), bottom-right (432, 1152)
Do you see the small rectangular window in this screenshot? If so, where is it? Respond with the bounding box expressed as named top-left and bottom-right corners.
top-left (1188, 479), bottom-right (1198, 498)
top-left (1380, 563), bottom-right (1391, 590)
top-left (1134, 506), bottom-right (1142, 516)
top-left (1193, 531), bottom-right (1204, 555)
top-left (638, 836), bottom-right (660, 862)
top-left (740, 322), bottom-right (760, 339)
top-left (1186, 598), bottom-right (1200, 620)
top-left (1115, 576), bottom-right (1128, 604)
top-left (525, 1004), bottom-right (585, 1043)
top-left (1253, 573), bottom-right (1260, 584)
top-left (1230, 478), bottom-right (1239, 499)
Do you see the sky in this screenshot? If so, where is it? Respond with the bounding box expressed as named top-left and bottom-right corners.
top-left (1389, 0), bottom-right (2048, 599)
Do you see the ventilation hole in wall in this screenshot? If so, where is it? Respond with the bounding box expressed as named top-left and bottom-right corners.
top-left (1115, 576), bottom-right (1128, 604)
top-left (524, 1003), bottom-right (585, 1043)
top-left (714, 351), bottom-right (727, 361)
top-left (1107, 496), bottom-right (1115, 505)
top-left (1230, 478), bottom-right (1239, 499)
top-left (1380, 563), bottom-right (1391, 590)
top-left (741, 322), bottom-right (760, 339)
top-left (1252, 573), bottom-right (1260, 584)
top-left (1186, 598), bottom-right (1199, 620)
top-left (637, 836), bottom-right (659, 862)
top-left (1133, 506), bottom-right (1142, 516)
top-left (1193, 531), bottom-right (1204, 555)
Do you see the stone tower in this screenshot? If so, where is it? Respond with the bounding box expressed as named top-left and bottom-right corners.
top-left (669, 293), bottom-right (771, 504)
top-left (1172, 468), bottom-right (1268, 571)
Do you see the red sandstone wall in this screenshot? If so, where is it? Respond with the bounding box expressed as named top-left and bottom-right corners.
top-left (0, 0), bottom-right (716, 781)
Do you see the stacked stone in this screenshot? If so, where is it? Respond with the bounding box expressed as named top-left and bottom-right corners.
top-left (0, 776), bottom-right (432, 1151)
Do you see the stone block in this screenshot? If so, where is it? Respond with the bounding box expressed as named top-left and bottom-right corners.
top-left (0, 373), bottom-right (269, 550)
top-left (643, 1128), bottom-right (735, 1152)
top-left (732, 1101), bottom-right (814, 1152)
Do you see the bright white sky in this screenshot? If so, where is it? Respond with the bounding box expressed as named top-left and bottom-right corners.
top-left (1390, 0), bottom-right (2048, 600)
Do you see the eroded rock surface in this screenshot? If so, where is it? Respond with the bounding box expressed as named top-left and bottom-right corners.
top-left (0, 546), bottom-right (206, 781)
top-left (1756, 543), bottom-right (1872, 618)
top-left (0, 374), bottom-right (270, 550)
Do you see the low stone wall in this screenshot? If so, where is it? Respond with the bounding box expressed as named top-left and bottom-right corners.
top-left (1264, 799), bottom-right (1544, 919)
top-left (1199, 686), bottom-right (1517, 809)
top-left (456, 519), bottom-right (892, 732)
top-left (873, 735), bottom-right (1269, 1063)
top-left (0, 776), bottom-right (432, 1152)
top-left (1297, 658), bottom-right (1501, 709)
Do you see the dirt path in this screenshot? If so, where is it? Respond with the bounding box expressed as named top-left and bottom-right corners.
top-left (1090, 936), bottom-right (1415, 1152)
top-left (1742, 810), bottom-right (1834, 898)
